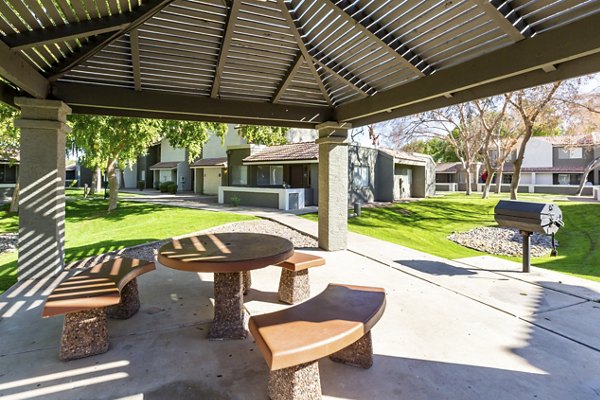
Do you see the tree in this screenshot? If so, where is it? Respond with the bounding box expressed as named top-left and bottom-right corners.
top-left (506, 81), bottom-right (565, 200)
top-left (402, 137), bottom-right (459, 162)
top-left (69, 115), bottom-right (162, 211)
top-left (162, 120), bottom-right (228, 161)
top-left (236, 125), bottom-right (288, 145)
top-left (0, 103), bottom-right (20, 212)
top-left (474, 96), bottom-right (508, 198)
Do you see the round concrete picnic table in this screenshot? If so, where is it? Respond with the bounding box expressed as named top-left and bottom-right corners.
top-left (157, 233), bottom-right (294, 340)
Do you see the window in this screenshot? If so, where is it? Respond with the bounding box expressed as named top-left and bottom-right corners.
top-left (353, 166), bottom-right (369, 188)
top-left (558, 147), bottom-right (583, 159)
top-left (257, 166), bottom-right (283, 186)
top-left (502, 174), bottom-right (512, 184)
top-left (232, 166), bottom-right (247, 185)
top-left (555, 173), bottom-right (582, 185)
top-left (0, 164), bottom-right (17, 184)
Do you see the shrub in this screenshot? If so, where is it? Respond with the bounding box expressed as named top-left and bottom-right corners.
top-left (167, 183), bottom-right (178, 194)
top-left (230, 195), bottom-right (241, 207)
top-left (160, 181), bottom-right (174, 193)
top-left (137, 180), bottom-right (145, 191)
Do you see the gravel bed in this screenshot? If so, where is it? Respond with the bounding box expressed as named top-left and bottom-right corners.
top-left (448, 227), bottom-right (557, 257)
top-left (0, 233), bottom-right (18, 255)
top-left (67, 220), bottom-right (318, 269)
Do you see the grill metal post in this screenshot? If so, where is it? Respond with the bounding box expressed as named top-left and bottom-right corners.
top-left (520, 230), bottom-right (531, 273)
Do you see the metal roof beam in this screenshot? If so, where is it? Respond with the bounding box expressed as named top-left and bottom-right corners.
top-left (130, 29), bottom-right (142, 91)
top-left (335, 11), bottom-right (600, 124)
top-left (276, 0), bottom-right (332, 105)
top-left (0, 41), bottom-right (49, 99)
top-left (331, 0), bottom-right (431, 76)
top-left (211, 0), bottom-right (241, 99)
top-left (47, 0), bottom-right (176, 81)
top-left (2, 12), bottom-right (134, 51)
top-left (351, 50), bottom-right (600, 127)
top-left (52, 82), bottom-right (334, 127)
top-left (471, 0), bottom-right (533, 42)
top-left (281, 0), bottom-right (375, 97)
top-left (272, 53), bottom-right (303, 103)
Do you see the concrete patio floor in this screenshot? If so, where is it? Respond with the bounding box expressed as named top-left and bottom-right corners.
top-left (2, 223), bottom-right (600, 399)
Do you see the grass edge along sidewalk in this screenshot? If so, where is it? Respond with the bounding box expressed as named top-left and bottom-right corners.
top-left (0, 195), bottom-right (255, 295)
top-left (302, 193), bottom-right (600, 282)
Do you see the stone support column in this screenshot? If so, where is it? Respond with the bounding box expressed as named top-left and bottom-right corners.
top-left (316, 122), bottom-right (350, 251)
top-left (14, 98), bottom-right (72, 281)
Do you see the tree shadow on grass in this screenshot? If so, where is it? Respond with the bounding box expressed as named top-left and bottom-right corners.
top-left (65, 200), bottom-right (172, 223)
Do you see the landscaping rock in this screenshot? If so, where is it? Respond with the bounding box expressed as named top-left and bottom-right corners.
top-left (0, 233), bottom-right (18, 255)
top-left (448, 227), bottom-right (558, 257)
top-left (118, 220), bottom-right (318, 263)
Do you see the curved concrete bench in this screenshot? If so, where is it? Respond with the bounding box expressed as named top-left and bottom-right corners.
top-left (242, 252), bottom-right (325, 304)
top-left (42, 257), bottom-right (155, 361)
top-left (249, 283), bottom-right (386, 399)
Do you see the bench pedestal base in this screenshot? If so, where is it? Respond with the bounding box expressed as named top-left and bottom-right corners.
top-left (268, 361), bottom-right (321, 400)
top-left (329, 332), bottom-right (373, 369)
top-left (105, 278), bottom-right (140, 319)
top-left (208, 272), bottom-right (248, 340)
top-left (242, 271), bottom-right (252, 295)
top-left (59, 308), bottom-right (109, 361)
top-left (278, 269), bottom-right (310, 305)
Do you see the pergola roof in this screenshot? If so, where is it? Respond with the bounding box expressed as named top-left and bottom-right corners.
top-left (1, 0), bottom-right (600, 128)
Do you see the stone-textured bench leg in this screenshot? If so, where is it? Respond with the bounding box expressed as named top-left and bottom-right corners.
top-left (268, 361), bottom-right (321, 400)
top-left (329, 331), bottom-right (373, 369)
top-left (106, 278), bottom-right (141, 319)
top-left (278, 269), bottom-right (310, 305)
top-left (242, 271), bottom-right (252, 295)
top-left (208, 272), bottom-right (248, 340)
top-left (59, 308), bottom-right (109, 361)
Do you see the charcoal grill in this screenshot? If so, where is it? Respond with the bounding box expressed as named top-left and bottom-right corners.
top-left (494, 200), bottom-right (563, 272)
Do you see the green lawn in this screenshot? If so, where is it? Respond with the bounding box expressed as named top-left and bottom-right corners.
top-left (304, 193), bottom-right (600, 282)
top-left (0, 191), bottom-right (255, 294)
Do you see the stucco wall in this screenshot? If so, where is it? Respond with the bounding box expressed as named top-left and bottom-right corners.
top-left (122, 163), bottom-right (137, 188)
top-left (553, 145), bottom-right (594, 168)
top-left (376, 153), bottom-right (395, 202)
top-left (160, 140), bottom-right (185, 162)
top-left (522, 137), bottom-right (553, 168)
top-left (202, 125), bottom-right (247, 159)
top-left (536, 173), bottom-right (553, 185)
top-left (348, 145), bottom-right (378, 205)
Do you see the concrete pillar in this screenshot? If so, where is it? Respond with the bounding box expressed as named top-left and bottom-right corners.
top-left (14, 98), bottom-right (72, 281)
top-left (316, 122), bottom-right (350, 251)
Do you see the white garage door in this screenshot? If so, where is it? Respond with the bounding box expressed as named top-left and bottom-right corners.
top-left (203, 169), bottom-right (221, 195)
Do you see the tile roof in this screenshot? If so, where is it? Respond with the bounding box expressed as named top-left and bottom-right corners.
top-left (435, 162), bottom-right (461, 173)
top-left (379, 148), bottom-right (430, 163)
top-left (190, 158), bottom-right (227, 167)
top-left (149, 161), bottom-right (181, 170)
top-left (243, 143), bottom-right (318, 163)
top-left (541, 133), bottom-right (600, 146)
top-left (501, 164), bottom-right (587, 173)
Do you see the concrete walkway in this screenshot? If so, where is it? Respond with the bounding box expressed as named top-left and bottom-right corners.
top-left (2, 193), bottom-right (600, 399)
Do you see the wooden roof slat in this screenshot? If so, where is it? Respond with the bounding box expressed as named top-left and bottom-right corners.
top-left (9, 0), bottom-right (41, 29)
top-left (210, 0), bottom-right (241, 98)
top-left (328, 0), bottom-right (429, 76)
top-left (470, 0), bottom-right (531, 41)
top-left (53, 0), bottom-right (77, 22)
top-left (25, 0), bottom-right (55, 27)
top-left (47, 0), bottom-right (177, 80)
top-left (38, 0), bottom-right (67, 25)
top-left (70, 0), bottom-right (90, 20)
top-left (0, 2), bottom-right (25, 33)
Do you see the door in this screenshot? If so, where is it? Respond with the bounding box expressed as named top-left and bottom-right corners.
top-left (290, 165), bottom-right (305, 188)
top-left (203, 169), bottom-right (221, 195)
